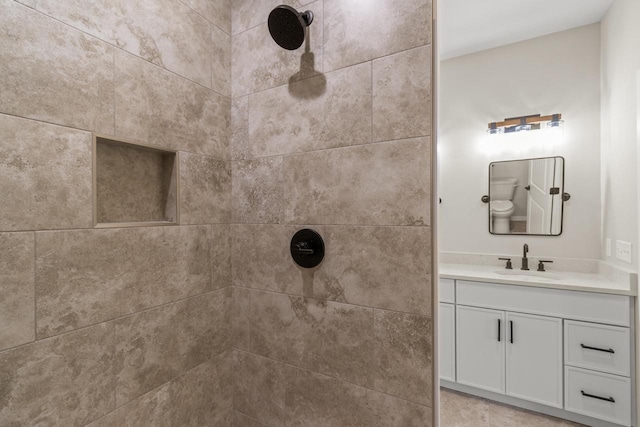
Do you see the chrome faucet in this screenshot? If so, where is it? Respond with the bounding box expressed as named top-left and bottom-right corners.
top-left (521, 244), bottom-right (529, 271)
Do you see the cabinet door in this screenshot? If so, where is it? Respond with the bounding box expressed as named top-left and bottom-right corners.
top-left (506, 312), bottom-right (563, 408)
top-left (439, 303), bottom-right (455, 382)
top-left (456, 305), bottom-right (505, 393)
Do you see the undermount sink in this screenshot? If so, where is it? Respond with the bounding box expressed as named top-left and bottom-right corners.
top-left (494, 270), bottom-right (564, 281)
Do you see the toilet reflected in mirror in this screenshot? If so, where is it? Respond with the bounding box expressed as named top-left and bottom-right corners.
top-left (488, 157), bottom-right (565, 236)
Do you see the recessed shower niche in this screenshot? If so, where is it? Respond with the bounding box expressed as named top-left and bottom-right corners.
top-left (93, 135), bottom-right (179, 228)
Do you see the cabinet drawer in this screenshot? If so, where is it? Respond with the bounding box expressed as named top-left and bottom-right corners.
top-left (439, 278), bottom-right (455, 303)
top-left (565, 321), bottom-right (630, 377)
top-left (565, 366), bottom-right (631, 426)
top-left (457, 280), bottom-right (630, 326)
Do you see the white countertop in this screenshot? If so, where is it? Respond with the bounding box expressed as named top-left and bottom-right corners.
top-left (439, 263), bottom-right (637, 296)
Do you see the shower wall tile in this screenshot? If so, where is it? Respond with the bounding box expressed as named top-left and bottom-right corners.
top-left (232, 224), bottom-right (300, 294)
top-left (309, 226), bottom-right (432, 315)
top-left (284, 137), bottom-right (431, 226)
top-left (211, 224), bottom-right (232, 289)
top-left (248, 62), bottom-right (371, 157)
top-left (115, 51), bottom-right (229, 159)
top-left (232, 0), bottom-right (323, 98)
top-left (179, 152), bottom-right (231, 224)
top-left (0, 114), bottom-right (93, 231)
top-left (114, 289), bottom-right (230, 405)
top-left (0, 232), bottom-right (34, 351)
top-left (232, 287), bottom-right (252, 351)
top-left (285, 367), bottom-right (432, 427)
top-left (35, 225), bottom-right (213, 338)
top-left (232, 156), bottom-right (284, 224)
top-left (323, 0), bottom-right (432, 72)
top-left (373, 45), bottom-right (432, 142)
top-left (91, 352), bottom-right (233, 427)
top-left (0, 0), bottom-right (115, 134)
top-left (233, 350), bottom-right (287, 426)
top-left (35, 0), bottom-right (214, 89)
top-left (249, 289), bottom-right (375, 387)
top-left (231, 0), bottom-right (316, 36)
top-left (374, 310), bottom-right (433, 406)
top-left (0, 323), bottom-right (115, 426)
top-left (230, 95), bottom-right (250, 160)
top-left (181, 0), bottom-right (231, 34)
top-left (212, 24), bottom-right (232, 97)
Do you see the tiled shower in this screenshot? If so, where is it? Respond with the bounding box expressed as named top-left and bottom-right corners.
top-left (0, 0), bottom-right (435, 425)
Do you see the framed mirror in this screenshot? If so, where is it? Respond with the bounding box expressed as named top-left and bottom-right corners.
top-left (488, 157), bottom-right (565, 236)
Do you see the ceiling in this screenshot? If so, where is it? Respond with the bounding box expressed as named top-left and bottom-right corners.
top-left (439, 0), bottom-right (614, 60)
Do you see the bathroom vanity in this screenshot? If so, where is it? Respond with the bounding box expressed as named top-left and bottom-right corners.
top-left (439, 264), bottom-right (637, 427)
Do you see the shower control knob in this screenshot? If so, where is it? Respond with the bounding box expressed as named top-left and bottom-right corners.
top-left (290, 229), bottom-right (324, 268)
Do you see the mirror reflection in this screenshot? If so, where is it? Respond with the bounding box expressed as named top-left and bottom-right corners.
top-left (489, 157), bottom-right (565, 235)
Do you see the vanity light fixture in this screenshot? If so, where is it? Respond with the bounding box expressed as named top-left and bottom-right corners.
top-left (487, 113), bottom-right (562, 134)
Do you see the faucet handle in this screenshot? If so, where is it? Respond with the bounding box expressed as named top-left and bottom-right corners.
top-left (537, 260), bottom-right (553, 272)
top-left (498, 258), bottom-right (513, 270)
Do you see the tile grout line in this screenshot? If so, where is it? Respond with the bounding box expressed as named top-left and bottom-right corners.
top-left (233, 41), bottom-right (432, 99)
top-left (12, 0), bottom-right (231, 99)
top-left (0, 286), bottom-right (232, 355)
top-left (233, 347), bottom-right (433, 410)
top-left (0, 112), bottom-right (233, 163)
top-left (175, 0), bottom-right (231, 37)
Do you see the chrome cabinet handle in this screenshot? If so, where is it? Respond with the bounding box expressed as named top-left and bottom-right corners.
top-left (581, 390), bottom-right (615, 403)
top-left (580, 344), bottom-right (615, 354)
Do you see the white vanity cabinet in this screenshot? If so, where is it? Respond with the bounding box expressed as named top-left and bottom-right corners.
top-left (455, 307), bottom-right (563, 407)
top-left (440, 278), bottom-right (635, 427)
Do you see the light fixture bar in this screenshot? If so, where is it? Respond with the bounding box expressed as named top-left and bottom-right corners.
top-left (488, 113), bottom-right (562, 130)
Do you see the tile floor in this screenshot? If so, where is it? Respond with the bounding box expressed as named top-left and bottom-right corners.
top-left (441, 389), bottom-right (586, 427)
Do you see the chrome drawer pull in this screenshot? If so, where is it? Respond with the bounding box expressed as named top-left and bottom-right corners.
top-left (581, 390), bottom-right (615, 403)
top-left (580, 343), bottom-right (615, 354)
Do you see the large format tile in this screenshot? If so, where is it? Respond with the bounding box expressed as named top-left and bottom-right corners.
top-left (310, 226), bottom-right (432, 315)
top-left (286, 367), bottom-right (431, 426)
top-left (234, 350), bottom-right (287, 426)
top-left (35, 225), bottom-right (212, 338)
top-left (0, 115), bottom-right (92, 231)
top-left (0, 0), bottom-right (114, 134)
top-left (250, 290), bottom-right (375, 387)
top-left (115, 51), bottom-right (229, 158)
top-left (115, 289), bottom-right (230, 404)
top-left (248, 62), bottom-right (371, 157)
top-left (374, 310), bottom-right (432, 405)
top-left (232, 157), bottom-right (284, 224)
top-left (182, 0), bottom-right (231, 34)
top-left (323, 0), bottom-right (431, 72)
top-left (91, 352), bottom-right (232, 427)
top-left (36, 0), bottom-right (214, 88)
top-left (232, 0), bottom-right (323, 97)
top-left (0, 323), bottom-right (115, 426)
top-left (232, 224), bottom-right (300, 294)
top-left (284, 138), bottom-right (431, 226)
top-left (373, 45), bottom-right (432, 142)
top-left (180, 152), bottom-right (231, 224)
top-left (0, 232), bottom-right (34, 350)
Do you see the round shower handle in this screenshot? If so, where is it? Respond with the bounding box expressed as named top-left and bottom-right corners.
top-left (290, 229), bottom-right (325, 268)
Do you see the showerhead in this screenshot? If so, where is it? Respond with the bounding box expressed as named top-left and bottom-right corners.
top-left (268, 5), bottom-right (314, 50)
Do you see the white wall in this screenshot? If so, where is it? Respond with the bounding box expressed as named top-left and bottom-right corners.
top-left (438, 24), bottom-right (602, 259)
top-left (600, 0), bottom-right (640, 270)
